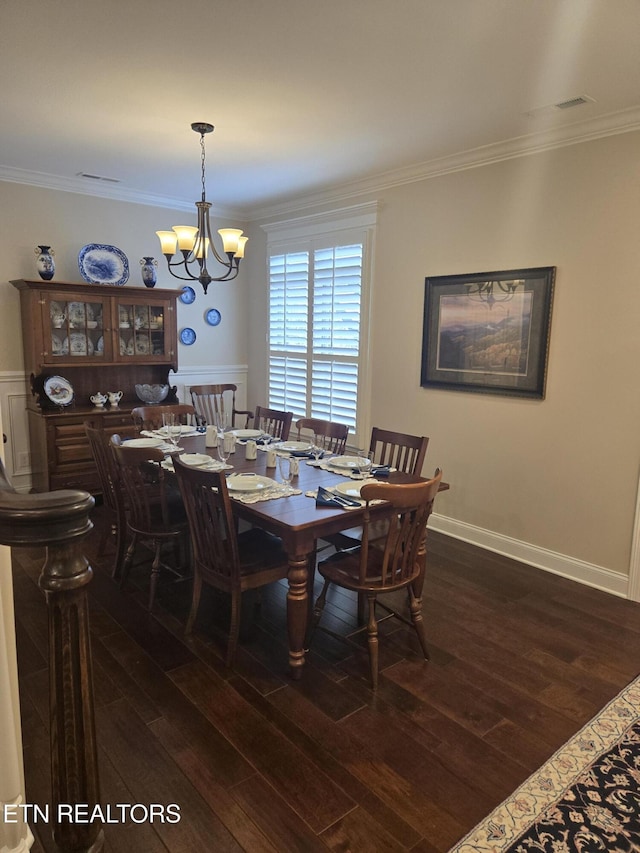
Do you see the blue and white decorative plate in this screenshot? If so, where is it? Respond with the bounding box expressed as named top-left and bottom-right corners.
top-left (205, 308), bottom-right (222, 326)
top-left (180, 327), bottom-right (196, 346)
top-left (78, 244), bottom-right (130, 286)
top-left (179, 286), bottom-right (196, 304)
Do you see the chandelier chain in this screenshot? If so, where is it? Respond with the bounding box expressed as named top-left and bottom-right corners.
top-left (200, 132), bottom-right (207, 203)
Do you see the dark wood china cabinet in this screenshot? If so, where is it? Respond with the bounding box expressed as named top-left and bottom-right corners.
top-left (11, 279), bottom-right (183, 494)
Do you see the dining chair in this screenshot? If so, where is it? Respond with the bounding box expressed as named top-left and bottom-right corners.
top-left (189, 384), bottom-right (253, 429)
top-left (253, 405), bottom-right (293, 441)
top-left (84, 421), bottom-right (128, 578)
top-left (295, 417), bottom-right (349, 454)
top-left (369, 427), bottom-right (429, 475)
top-left (110, 439), bottom-right (189, 611)
top-left (131, 403), bottom-right (197, 432)
top-left (172, 456), bottom-right (290, 666)
top-left (310, 469), bottom-right (443, 689)
top-left (325, 427), bottom-right (430, 553)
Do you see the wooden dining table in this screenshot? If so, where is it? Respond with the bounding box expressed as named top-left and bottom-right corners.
top-left (176, 434), bottom-right (448, 678)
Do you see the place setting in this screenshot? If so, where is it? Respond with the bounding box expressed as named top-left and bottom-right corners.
top-left (226, 454), bottom-right (302, 504)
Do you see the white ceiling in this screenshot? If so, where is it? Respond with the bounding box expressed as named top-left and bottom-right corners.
top-left (2, 0), bottom-right (640, 219)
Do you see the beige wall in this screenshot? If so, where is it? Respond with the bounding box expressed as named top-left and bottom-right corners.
top-left (247, 131), bottom-right (640, 579)
top-left (0, 182), bottom-right (249, 373)
top-left (2, 131), bottom-right (639, 583)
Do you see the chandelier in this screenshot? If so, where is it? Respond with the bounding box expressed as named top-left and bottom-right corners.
top-left (465, 278), bottom-right (525, 308)
top-left (156, 123), bottom-right (247, 295)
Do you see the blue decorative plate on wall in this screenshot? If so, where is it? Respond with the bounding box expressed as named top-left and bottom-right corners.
top-left (180, 327), bottom-right (196, 345)
top-left (179, 286), bottom-right (196, 304)
top-left (78, 244), bottom-right (130, 286)
top-left (205, 308), bottom-right (222, 326)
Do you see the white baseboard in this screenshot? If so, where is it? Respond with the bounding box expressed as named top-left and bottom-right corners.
top-left (430, 513), bottom-right (629, 599)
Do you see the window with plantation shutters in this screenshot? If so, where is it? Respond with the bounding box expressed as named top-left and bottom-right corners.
top-left (265, 204), bottom-right (376, 445)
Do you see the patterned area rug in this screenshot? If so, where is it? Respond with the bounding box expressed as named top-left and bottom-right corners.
top-left (448, 674), bottom-right (640, 852)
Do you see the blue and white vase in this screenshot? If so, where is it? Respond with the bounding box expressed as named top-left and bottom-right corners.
top-left (35, 245), bottom-right (55, 281)
top-left (140, 256), bottom-right (158, 288)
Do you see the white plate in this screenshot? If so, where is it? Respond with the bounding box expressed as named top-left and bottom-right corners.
top-left (232, 429), bottom-right (263, 439)
top-left (156, 425), bottom-right (196, 437)
top-left (51, 334), bottom-right (68, 355)
top-left (334, 481), bottom-right (365, 499)
top-left (276, 441), bottom-right (312, 452)
top-left (179, 453), bottom-right (213, 467)
top-left (326, 455), bottom-right (368, 469)
top-left (43, 375), bottom-right (74, 406)
top-left (226, 473), bottom-right (275, 493)
top-left (124, 438), bottom-right (164, 448)
top-left (135, 334), bottom-right (150, 354)
top-left (63, 333), bottom-right (94, 356)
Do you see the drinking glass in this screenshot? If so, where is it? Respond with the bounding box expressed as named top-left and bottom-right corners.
top-left (310, 442), bottom-right (323, 464)
top-left (277, 454), bottom-right (293, 489)
top-left (354, 450), bottom-right (373, 478)
top-left (217, 428), bottom-right (229, 465)
top-left (162, 413), bottom-right (182, 450)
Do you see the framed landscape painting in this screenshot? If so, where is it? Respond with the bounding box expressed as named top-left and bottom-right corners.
top-left (421, 266), bottom-right (555, 398)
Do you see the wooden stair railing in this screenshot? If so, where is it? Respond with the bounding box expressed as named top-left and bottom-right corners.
top-left (0, 459), bottom-right (103, 853)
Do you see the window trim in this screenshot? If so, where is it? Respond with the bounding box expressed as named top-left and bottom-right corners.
top-left (262, 202), bottom-right (377, 449)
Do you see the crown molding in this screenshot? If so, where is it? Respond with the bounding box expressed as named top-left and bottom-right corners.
top-left (247, 105), bottom-right (640, 221)
top-left (2, 106), bottom-right (639, 223)
top-left (0, 165), bottom-right (246, 220)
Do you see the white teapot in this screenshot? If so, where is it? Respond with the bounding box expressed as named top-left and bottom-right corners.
top-left (51, 311), bottom-right (65, 328)
top-left (90, 392), bottom-right (107, 408)
top-left (107, 390), bottom-right (123, 406)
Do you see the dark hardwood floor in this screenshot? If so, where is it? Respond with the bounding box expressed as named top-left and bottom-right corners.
top-left (12, 503), bottom-right (640, 852)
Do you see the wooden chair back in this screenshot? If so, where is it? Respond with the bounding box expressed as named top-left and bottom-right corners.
top-left (84, 422), bottom-right (120, 513)
top-left (358, 470), bottom-right (442, 589)
top-left (110, 443), bottom-right (169, 533)
top-left (189, 384), bottom-right (253, 429)
top-left (131, 404), bottom-right (196, 432)
top-left (172, 457), bottom-right (240, 589)
top-left (369, 427), bottom-right (429, 475)
top-left (254, 406), bottom-right (293, 440)
top-left (295, 417), bottom-right (348, 454)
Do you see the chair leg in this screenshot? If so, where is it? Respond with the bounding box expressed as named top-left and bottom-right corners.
top-left (307, 578), bottom-right (330, 647)
top-left (408, 588), bottom-right (430, 660)
top-left (148, 541), bottom-right (162, 611)
top-left (366, 594), bottom-right (379, 690)
top-left (227, 590), bottom-right (242, 667)
top-left (113, 519), bottom-right (127, 580)
top-left (120, 533), bottom-right (137, 589)
top-left (185, 572), bottom-right (202, 634)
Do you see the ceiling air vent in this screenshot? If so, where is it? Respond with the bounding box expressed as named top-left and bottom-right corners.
top-left (77, 172), bottom-right (120, 184)
top-left (554, 95), bottom-right (595, 110)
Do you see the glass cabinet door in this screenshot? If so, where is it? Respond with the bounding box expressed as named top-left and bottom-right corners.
top-left (46, 295), bottom-right (109, 361)
top-left (116, 300), bottom-right (169, 359)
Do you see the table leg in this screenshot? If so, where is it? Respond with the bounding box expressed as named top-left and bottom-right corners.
top-left (286, 553), bottom-right (309, 679)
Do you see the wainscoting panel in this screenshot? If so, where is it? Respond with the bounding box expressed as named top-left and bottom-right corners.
top-left (0, 373), bottom-right (31, 493)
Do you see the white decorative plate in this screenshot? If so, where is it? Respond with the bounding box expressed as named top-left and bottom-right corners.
top-left (334, 481), bottom-right (365, 499)
top-left (276, 441), bottom-right (312, 452)
top-left (44, 375), bottom-right (74, 406)
top-left (68, 301), bottom-right (94, 326)
top-left (179, 453), bottom-right (214, 467)
top-left (327, 455), bottom-right (368, 469)
top-left (124, 438), bottom-right (164, 448)
top-left (78, 243), bottom-right (130, 286)
top-left (63, 333), bottom-right (94, 356)
top-left (96, 336), bottom-right (104, 354)
top-left (119, 336), bottom-right (134, 356)
top-left (51, 334), bottom-right (68, 355)
top-left (226, 474), bottom-right (275, 492)
top-left (232, 429), bottom-right (263, 439)
top-left (135, 335), bottom-right (150, 354)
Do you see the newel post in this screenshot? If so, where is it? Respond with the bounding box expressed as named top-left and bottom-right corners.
top-left (0, 465), bottom-right (103, 853)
